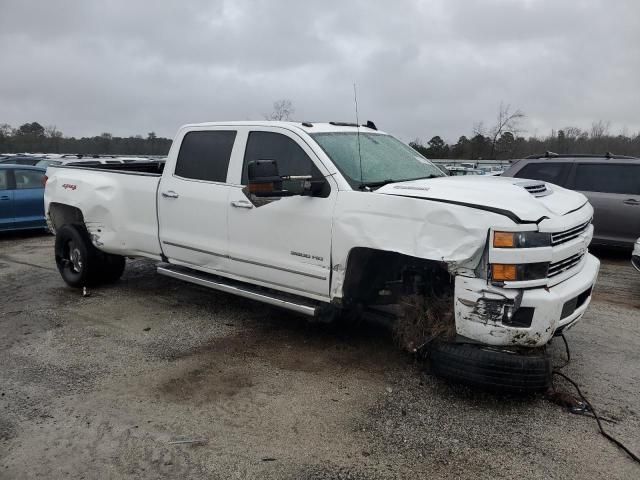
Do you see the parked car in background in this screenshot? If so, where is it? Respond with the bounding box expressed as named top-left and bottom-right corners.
top-left (632, 238), bottom-right (640, 272)
top-left (447, 166), bottom-right (484, 176)
top-left (502, 153), bottom-right (640, 248)
top-left (35, 157), bottom-right (148, 169)
top-left (0, 164), bottom-right (47, 232)
top-left (480, 165), bottom-right (506, 176)
top-left (0, 155), bottom-right (46, 166)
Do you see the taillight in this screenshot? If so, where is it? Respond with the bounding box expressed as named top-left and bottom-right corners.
top-left (43, 175), bottom-right (48, 187)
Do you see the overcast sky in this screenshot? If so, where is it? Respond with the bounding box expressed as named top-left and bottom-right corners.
top-left (1, 0), bottom-right (639, 143)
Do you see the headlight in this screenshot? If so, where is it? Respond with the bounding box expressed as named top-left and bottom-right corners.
top-left (491, 262), bottom-right (549, 282)
top-left (493, 231), bottom-right (551, 248)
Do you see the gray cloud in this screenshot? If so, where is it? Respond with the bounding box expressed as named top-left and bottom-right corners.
top-left (1, 0), bottom-right (639, 143)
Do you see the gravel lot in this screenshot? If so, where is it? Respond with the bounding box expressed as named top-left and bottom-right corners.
top-left (1, 232), bottom-right (638, 479)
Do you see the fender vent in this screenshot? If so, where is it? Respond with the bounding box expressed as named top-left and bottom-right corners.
top-left (515, 180), bottom-right (552, 197)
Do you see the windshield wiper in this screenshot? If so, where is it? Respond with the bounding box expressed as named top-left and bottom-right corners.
top-left (358, 174), bottom-right (443, 190)
top-left (357, 179), bottom-right (396, 190)
top-left (403, 174), bottom-right (443, 181)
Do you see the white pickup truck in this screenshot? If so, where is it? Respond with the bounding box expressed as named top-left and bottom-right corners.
top-left (44, 121), bottom-right (600, 391)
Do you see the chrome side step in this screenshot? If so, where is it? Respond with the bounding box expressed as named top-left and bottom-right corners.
top-left (157, 264), bottom-right (319, 316)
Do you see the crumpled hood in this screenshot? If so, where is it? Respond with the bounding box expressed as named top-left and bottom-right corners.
top-left (375, 175), bottom-right (588, 222)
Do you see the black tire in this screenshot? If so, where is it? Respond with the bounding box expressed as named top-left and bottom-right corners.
top-left (428, 342), bottom-right (551, 393)
top-left (54, 224), bottom-right (101, 288)
top-left (102, 253), bottom-right (126, 283)
top-left (54, 225), bottom-right (126, 287)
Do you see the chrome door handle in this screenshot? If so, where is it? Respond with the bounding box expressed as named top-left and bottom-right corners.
top-left (230, 200), bottom-right (253, 209)
top-left (161, 191), bottom-right (179, 199)
top-left (623, 199), bottom-right (640, 205)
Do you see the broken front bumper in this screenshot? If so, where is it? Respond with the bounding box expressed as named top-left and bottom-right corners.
top-left (454, 253), bottom-right (600, 347)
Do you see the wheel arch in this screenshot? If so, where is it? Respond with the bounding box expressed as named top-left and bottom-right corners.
top-left (48, 203), bottom-right (86, 234)
top-left (340, 247), bottom-right (453, 304)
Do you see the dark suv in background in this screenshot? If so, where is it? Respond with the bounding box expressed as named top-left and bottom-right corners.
top-left (502, 153), bottom-right (640, 248)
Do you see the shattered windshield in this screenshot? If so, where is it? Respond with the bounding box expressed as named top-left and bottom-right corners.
top-left (311, 132), bottom-right (444, 188)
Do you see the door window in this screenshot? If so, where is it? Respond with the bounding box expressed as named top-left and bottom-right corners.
top-left (241, 131), bottom-right (321, 185)
top-left (14, 170), bottom-right (44, 189)
top-left (514, 162), bottom-right (571, 185)
top-left (175, 130), bottom-right (236, 182)
top-left (573, 164), bottom-right (640, 194)
top-left (0, 170), bottom-right (8, 190)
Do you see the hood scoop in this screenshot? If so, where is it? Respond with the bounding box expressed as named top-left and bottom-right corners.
top-left (515, 180), bottom-right (552, 197)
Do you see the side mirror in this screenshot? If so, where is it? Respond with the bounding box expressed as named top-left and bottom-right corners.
top-left (247, 160), bottom-right (327, 198)
top-left (247, 160), bottom-right (286, 197)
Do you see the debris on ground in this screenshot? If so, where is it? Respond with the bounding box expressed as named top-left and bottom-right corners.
top-left (393, 291), bottom-right (455, 353)
top-left (168, 437), bottom-right (208, 446)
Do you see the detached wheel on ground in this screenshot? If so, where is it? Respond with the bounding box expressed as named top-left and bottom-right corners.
top-left (54, 224), bottom-right (126, 287)
top-left (428, 341), bottom-right (551, 393)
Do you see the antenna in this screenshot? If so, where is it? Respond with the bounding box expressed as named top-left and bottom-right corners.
top-left (353, 83), bottom-right (363, 184)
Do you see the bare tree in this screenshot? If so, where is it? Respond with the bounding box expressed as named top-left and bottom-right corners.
top-left (590, 120), bottom-right (610, 138)
top-left (45, 125), bottom-right (63, 139)
top-left (266, 99), bottom-right (295, 121)
top-left (563, 126), bottom-right (585, 140)
top-left (489, 102), bottom-right (525, 158)
top-left (472, 121), bottom-right (486, 137)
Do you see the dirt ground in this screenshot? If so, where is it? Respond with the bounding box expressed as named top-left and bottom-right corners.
top-left (0, 232), bottom-right (638, 479)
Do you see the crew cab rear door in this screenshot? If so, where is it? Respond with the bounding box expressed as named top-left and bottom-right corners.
top-left (158, 128), bottom-right (239, 272)
top-left (226, 128), bottom-right (336, 299)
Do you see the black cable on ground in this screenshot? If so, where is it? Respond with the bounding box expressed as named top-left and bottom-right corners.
top-left (556, 333), bottom-right (570, 369)
top-left (551, 335), bottom-right (640, 465)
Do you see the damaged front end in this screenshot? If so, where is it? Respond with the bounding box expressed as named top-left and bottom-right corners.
top-left (332, 186), bottom-right (599, 350)
top-left (454, 219), bottom-right (600, 347)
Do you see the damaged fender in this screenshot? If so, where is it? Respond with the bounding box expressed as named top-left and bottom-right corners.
top-left (330, 190), bottom-right (517, 300)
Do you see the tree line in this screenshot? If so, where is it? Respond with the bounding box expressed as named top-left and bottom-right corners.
top-left (2, 106), bottom-right (640, 160)
top-left (0, 122), bottom-right (172, 156)
top-left (410, 104), bottom-right (640, 160)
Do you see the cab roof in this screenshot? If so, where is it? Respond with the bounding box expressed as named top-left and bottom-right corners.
top-left (180, 120), bottom-right (386, 135)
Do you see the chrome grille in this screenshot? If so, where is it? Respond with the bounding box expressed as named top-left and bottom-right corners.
top-left (551, 220), bottom-right (591, 246)
top-left (548, 252), bottom-right (585, 277)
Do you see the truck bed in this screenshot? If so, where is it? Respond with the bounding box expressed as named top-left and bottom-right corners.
top-left (45, 162), bottom-right (164, 259)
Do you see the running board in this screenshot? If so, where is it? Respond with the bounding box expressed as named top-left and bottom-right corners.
top-left (157, 264), bottom-right (319, 316)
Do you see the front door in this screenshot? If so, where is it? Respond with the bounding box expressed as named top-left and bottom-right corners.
top-left (227, 129), bottom-right (335, 299)
top-left (0, 169), bottom-right (14, 231)
top-left (158, 129), bottom-right (239, 272)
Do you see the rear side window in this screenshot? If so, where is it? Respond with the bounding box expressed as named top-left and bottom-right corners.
top-left (175, 130), bottom-right (236, 182)
top-left (514, 162), bottom-right (570, 185)
top-left (241, 131), bottom-right (319, 184)
top-left (0, 170), bottom-right (7, 190)
top-left (573, 164), bottom-right (640, 195)
top-left (15, 170), bottom-right (44, 189)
